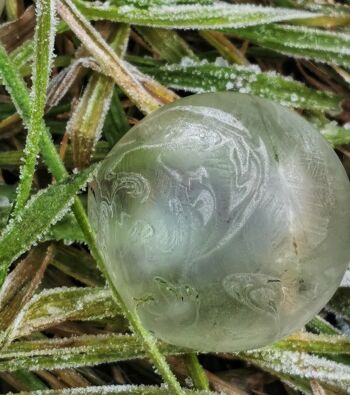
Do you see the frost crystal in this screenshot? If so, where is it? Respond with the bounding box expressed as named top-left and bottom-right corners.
top-left (214, 57), bottom-right (230, 67)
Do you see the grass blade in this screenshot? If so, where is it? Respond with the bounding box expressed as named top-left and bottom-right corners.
top-left (11, 287), bottom-right (122, 339)
top-left (183, 353), bottom-right (209, 391)
top-left (13, 0), bottom-right (56, 214)
top-left (70, 73), bottom-right (114, 169)
top-left (69, 24), bottom-right (130, 169)
top-left (5, 330), bottom-right (350, 392)
top-left (45, 214), bottom-right (85, 243)
top-left (111, 0), bottom-right (214, 5)
top-left (0, 186), bottom-right (85, 243)
top-left (0, 142), bottom-right (110, 169)
top-left (273, 0), bottom-right (350, 28)
top-left (46, 57), bottom-right (100, 111)
top-left (17, 385), bottom-right (210, 395)
top-left (328, 287), bottom-right (350, 322)
top-left (51, 245), bottom-right (105, 286)
top-left (307, 316), bottom-right (341, 336)
top-left (0, 164), bottom-right (97, 287)
top-left (0, 6), bottom-right (34, 51)
top-left (0, 370), bottom-right (47, 392)
top-left (228, 24), bottom-right (350, 67)
top-left (241, 349), bottom-right (350, 392)
top-left (199, 30), bottom-right (248, 65)
top-left (320, 123), bottom-right (350, 146)
top-left (0, 44), bottom-right (33, 122)
top-left (273, 332), bottom-right (350, 355)
top-left (73, 0), bottom-right (320, 29)
top-left (0, 334), bottom-right (180, 372)
top-left (0, 245), bottom-right (54, 345)
top-left (103, 88), bottom-right (130, 146)
top-left (139, 60), bottom-right (342, 113)
top-left (135, 27), bottom-right (197, 62)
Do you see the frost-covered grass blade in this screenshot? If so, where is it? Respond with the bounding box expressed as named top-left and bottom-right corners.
top-left (242, 349), bottom-right (350, 393)
top-left (73, 0), bottom-right (321, 29)
top-left (13, 0), bottom-right (56, 214)
top-left (15, 385), bottom-right (211, 395)
top-left (0, 334), bottom-right (181, 372)
top-left (228, 24), bottom-right (350, 67)
top-left (0, 164), bottom-right (97, 288)
top-left (139, 59), bottom-right (342, 113)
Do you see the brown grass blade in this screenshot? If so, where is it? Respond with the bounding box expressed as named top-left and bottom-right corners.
top-left (57, 0), bottom-right (161, 114)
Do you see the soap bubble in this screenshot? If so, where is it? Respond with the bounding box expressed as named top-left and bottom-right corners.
top-left (89, 93), bottom-right (350, 352)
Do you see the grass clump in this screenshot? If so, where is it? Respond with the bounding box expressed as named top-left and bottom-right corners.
top-left (0, 0), bottom-right (349, 394)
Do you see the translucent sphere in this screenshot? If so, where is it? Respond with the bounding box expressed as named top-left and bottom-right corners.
top-left (89, 93), bottom-right (350, 352)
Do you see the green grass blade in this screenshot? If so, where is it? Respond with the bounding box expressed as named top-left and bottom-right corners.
top-left (273, 332), bottom-right (350, 354)
top-left (0, 142), bottom-right (110, 169)
top-left (306, 112), bottom-right (350, 146)
top-left (228, 24), bottom-right (350, 67)
top-left (45, 214), bottom-right (85, 243)
top-left (273, 0), bottom-right (350, 28)
top-left (183, 353), bottom-right (209, 391)
top-left (10, 40), bottom-right (34, 73)
top-left (0, 42), bottom-right (69, 181)
top-left (0, 334), bottom-right (181, 372)
top-left (0, 185), bottom-right (85, 243)
top-left (139, 60), bottom-right (342, 113)
top-left (306, 316), bottom-right (341, 336)
top-left (13, 0), bottom-right (56, 215)
top-left (111, 0), bottom-right (213, 6)
top-left (320, 123), bottom-right (350, 146)
top-left (328, 287), bottom-right (350, 322)
top-left (73, 0), bottom-right (321, 29)
top-left (0, 164), bottom-right (97, 287)
top-left (0, 44), bottom-right (32, 121)
top-left (16, 385), bottom-right (210, 395)
top-left (241, 349), bottom-right (350, 392)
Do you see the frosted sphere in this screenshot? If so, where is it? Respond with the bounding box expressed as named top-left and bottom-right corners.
top-left (89, 93), bottom-right (350, 352)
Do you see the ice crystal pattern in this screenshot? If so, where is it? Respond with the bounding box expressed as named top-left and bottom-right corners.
top-left (89, 93), bottom-right (350, 352)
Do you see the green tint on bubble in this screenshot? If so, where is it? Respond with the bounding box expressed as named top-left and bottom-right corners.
top-left (88, 92), bottom-right (350, 352)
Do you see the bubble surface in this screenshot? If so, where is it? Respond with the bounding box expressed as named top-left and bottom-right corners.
top-left (89, 93), bottom-right (350, 352)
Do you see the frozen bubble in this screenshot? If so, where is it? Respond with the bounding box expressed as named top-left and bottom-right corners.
top-left (89, 92), bottom-right (350, 352)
